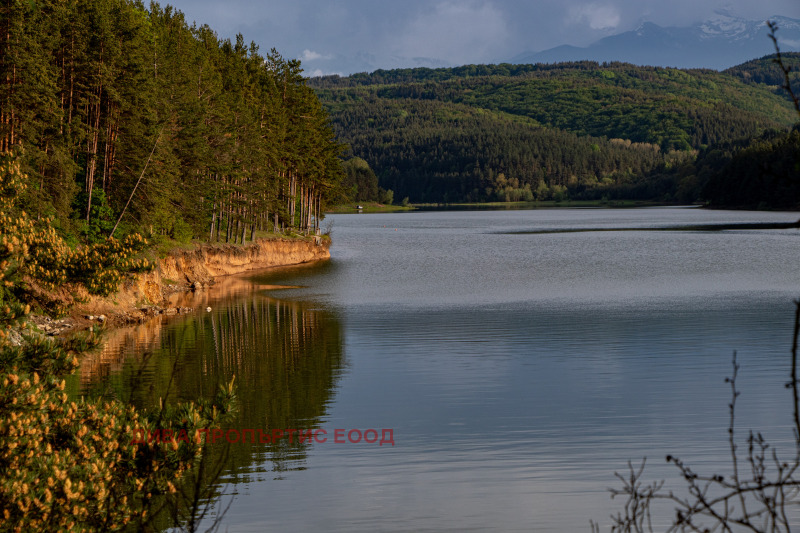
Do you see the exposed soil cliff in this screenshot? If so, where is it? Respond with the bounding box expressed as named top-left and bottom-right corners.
top-left (72, 237), bottom-right (330, 326)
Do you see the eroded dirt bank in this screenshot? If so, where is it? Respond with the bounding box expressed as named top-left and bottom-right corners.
top-left (71, 238), bottom-right (330, 327)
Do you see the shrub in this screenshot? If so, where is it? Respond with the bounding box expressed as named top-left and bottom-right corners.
top-left (0, 154), bottom-right (236, 531)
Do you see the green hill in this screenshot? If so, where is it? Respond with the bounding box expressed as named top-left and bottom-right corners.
top-left (326, 97), bottom-right (670, 203)
top-left (310, 61), bottom-right (798, 204)
top-left (725, 52), bottom-right (800, 97)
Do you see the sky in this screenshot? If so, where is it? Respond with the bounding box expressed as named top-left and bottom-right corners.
top-left (160, 0), bottom-right (800, 76)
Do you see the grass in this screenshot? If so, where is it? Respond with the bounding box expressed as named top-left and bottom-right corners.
top-left (251, 229), bottom-right (318, 241)
top-left (149, 237), bottom-right (198, 259)
top-left (143, 229), bottom-right (323, 260)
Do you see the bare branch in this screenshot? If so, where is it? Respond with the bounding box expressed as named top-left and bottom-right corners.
top-left (767, 21), bottom-right (800, 119)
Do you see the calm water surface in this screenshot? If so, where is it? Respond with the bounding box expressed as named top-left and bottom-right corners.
top-left (77, 207), bottom-right (800, 532)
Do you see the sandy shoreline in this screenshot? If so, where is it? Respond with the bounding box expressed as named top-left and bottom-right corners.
top-left (16, 238), bottom-right (330, 339)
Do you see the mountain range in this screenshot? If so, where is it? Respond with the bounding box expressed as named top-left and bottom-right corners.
top-left (511, 14), bottom-right (800, 70)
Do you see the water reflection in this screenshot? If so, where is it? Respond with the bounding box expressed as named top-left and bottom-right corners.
top-left (70, 207), bottom-right (800, 531)
top-left (76, 274), bottom-right (346, 480)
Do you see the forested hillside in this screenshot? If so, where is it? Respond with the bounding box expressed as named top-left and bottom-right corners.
top-left (1, 0), bottom-right (345, 244)
top-left (725, 52), bottom-right (800, 97)
top-left (329, 98), bottom-right (673, 203)
top-left (311, 60), bottom-right (798, 204)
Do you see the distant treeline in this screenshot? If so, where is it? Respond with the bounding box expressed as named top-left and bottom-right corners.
top-left (1, 0), bottom-right (346, 243)
top-left (331, 98), bottom-right (670, 203)
top-left (311, 57), bottom-right (800, 207)
top-left (664, 127), bottom-right (800, 209)
top-left (725, 52), bottom-right (800, 97)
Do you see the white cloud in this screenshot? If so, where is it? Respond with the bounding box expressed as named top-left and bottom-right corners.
top-left (779, 38), bottom-right (800, 49)
top-left (161, 0), bottom-right (800, 74)
top-left (393, 2), bottom-right (509, 66)
top-left (306, 68), bottom-right (344, 78)
top-left (300, 49), bottom-right (331, 62)
top-left (568, 3), bottom-right (622, 30)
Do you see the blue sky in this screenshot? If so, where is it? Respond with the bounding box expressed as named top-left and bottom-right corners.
top-left (160, 0), bottom-right (800, 75)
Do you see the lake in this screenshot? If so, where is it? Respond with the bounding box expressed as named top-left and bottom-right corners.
top-left (75, 207), bottom-right (800, 532)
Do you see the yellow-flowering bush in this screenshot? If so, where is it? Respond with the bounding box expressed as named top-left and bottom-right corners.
top-left (0, 336), bottom-right (237, 532)
top-left (0, 155), bottom-right (237, 531)
top-left (1, 155), bottom-right (153, 314)
top-left (0, 342), bottom-right (236, 532)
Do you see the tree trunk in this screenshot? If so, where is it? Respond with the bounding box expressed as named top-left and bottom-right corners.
top-left (86, 51), bottom-right (104, 224)
top-left (209, 210), bottom-right (216, 242)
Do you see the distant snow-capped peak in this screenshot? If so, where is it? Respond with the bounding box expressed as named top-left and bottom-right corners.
top-left (510, 13), bottom-right (800, 71)
top-left (701, 16), bottom-right (746, 35)
top-left (699, 12), bottom-right (759, 40)
top-left (697, 13), bottom-right (799, 42)
top-left (766, 15), bottom-right (800, 30)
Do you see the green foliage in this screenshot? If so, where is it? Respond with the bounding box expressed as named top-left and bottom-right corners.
top-left (2, 0), bottom-right (346, 245)
top-left (316, 96), bottom-right (667, 203)
top-left (168, 218), bottom-right (194, 244)
top-left (340, 157), bottom-right (394, 203)
top-left (71, 189), bottom-right (116, 244)
top-left (311, 59), bottom-right (796, 204)
top-left (631, 127), bottom-right (800, 208)
top-left (725, 52), bottom-right (800, 101)
top-left (700, 128), bottom-right (800, 208)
